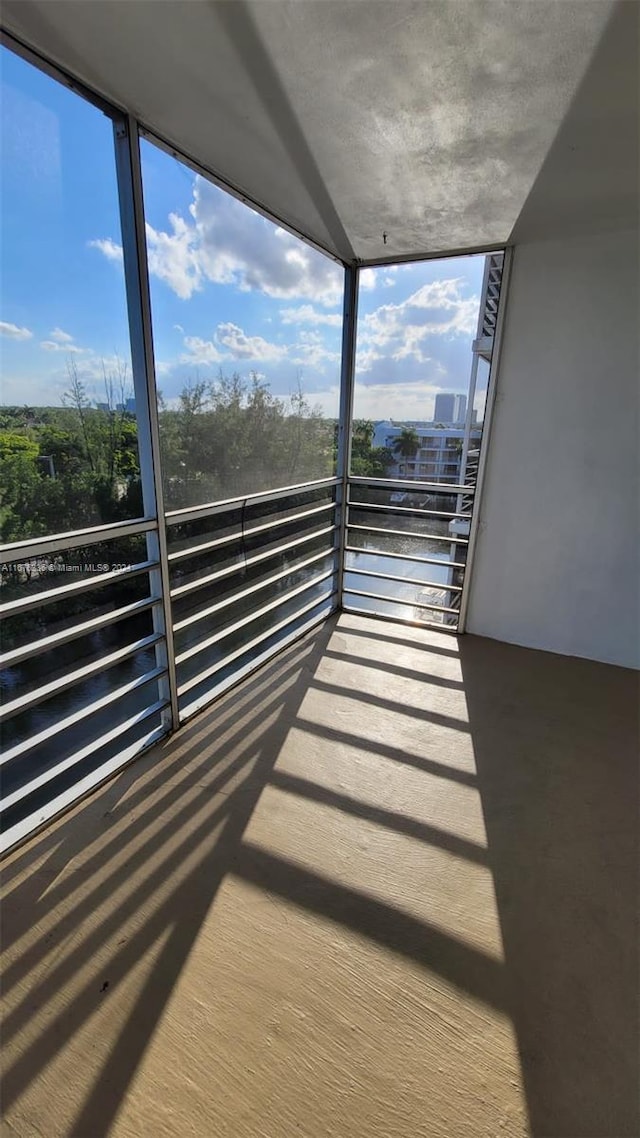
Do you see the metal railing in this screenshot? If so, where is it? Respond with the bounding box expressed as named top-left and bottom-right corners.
top-left (342, 476), bottom-right (472, 631)
top-left (0, 519), bottom-right (169, 852)
top-left (165, 478), bottom-right (339, 720)
top-left (0, 479), bottom-right (340, 851)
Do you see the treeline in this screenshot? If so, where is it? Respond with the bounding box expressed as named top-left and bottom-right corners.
top-left (0, 364), bottom-right (140, 544)
top-left (158, 372), bottom-right (334, 509)
top-left (0, 368), bottom-right (394, 547)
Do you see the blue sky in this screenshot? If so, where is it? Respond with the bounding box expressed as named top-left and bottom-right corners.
top-left (1, 45), bottom-right (487, 419)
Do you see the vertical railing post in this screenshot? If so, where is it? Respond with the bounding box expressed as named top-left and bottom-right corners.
top-left (335, 264), bottom-right (359, 608)
top-left (457, 245), bottom-right (514, 633)
top-left (113, 115), bottom-right (179, 731)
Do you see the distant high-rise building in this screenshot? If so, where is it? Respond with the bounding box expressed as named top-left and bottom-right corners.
top-left (454, 394), bottom-right (467, 422)
top-left (434, 393), bottom-right (467, 423)
top-left (434, 393), bottom-right (456, 422)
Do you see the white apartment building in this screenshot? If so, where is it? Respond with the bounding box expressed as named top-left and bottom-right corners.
top-left (372, 421), bottom-right (482, 484)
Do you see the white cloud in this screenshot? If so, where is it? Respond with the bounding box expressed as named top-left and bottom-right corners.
top-left (280, 304), bottom-right (342, 327)
top-left (216, 322), bottom-right (288, 362)
top-left (358, 278), bottom-right (479, 373)
top-left (410, 279), bottom-right (480, 333)
top-left (309, 379), bottom-right (444, 421)
top-left (88, 237), bottom-right (123, 263)
top-left (41, 327), bottom-right (85, 353)
top-left (1, 371), bottom-right (68, 405)
top-left (0, 321), bottom-right (33, 341)
top-left (13, 351), bottom-right (133, 406)
top-left (180, 321), bottom-right (289, 365)
top-left (180, 335), bottom-right (225, 365)
top-left (173, 324), bottom-right (184, 334)
top-left (145, 215), bottom-right (201, 300)
top-left (354, 266), bottom-right (397, 291)
top-left (174, 317), bottom-right (340, 377)
top-left (71, 353), bottom-right (131, 385)
top-left (128, 176), bottom-right (344, 306)
top-left (290, 329), bottom-right (341, 370)
top-left (40, 339), bottom-right (85, 354)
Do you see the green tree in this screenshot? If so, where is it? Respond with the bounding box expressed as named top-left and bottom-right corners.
top-left (59, 359), bottom-right (142, 524)
top-left (0, 432), bottom-right (41, 539)
top-left (281, 375), bottom-right (332, 485)
top-left (158, 370), bottom-right (335, 509)
top-left (392, 427), bottom-right (420, 459)
top-left (348, 420), bottom-right (394, 477)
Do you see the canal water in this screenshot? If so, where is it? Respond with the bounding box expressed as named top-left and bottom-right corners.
top-left (344, 536), bottom-right (459, 623)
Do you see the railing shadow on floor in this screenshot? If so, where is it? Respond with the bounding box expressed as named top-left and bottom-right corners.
top-left (2, 613), bottom-right (638, 1137)
top-left (2, 613), bottom-right (509, 1137)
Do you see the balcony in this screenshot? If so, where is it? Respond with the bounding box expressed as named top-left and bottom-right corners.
top-left (2, 611), bottom-right (637, 1137)
top-left (0, 2), bottom-right (638, 1137)
top-left (1, 475), bottom-right (474, 853)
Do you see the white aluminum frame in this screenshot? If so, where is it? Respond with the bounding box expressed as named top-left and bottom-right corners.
top-left (113, 112), bottom-right (179, 730)
top-left (335, 265), bottom-right (359, 604)
top-left (456, 246), bottom-right (513, 632)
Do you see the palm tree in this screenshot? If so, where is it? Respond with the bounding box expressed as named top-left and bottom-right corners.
top-left (392, 427), bottom-right (420, 459)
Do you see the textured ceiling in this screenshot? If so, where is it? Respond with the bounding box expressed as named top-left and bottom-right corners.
top-left (1, 0), bottom-right (636, 263)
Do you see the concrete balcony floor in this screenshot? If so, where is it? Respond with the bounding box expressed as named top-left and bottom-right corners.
top-left (1, 613), bottom-right (638, 1138)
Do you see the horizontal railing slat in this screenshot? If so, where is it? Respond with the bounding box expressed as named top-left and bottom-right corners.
top-left (171, 511), bottom-right (336, 593)
top-left (0, 633), bottom-right (162, 722)
top-left (171, 524), bottom-right (335, 605)
top-left (166, 477), bottom-right (338, 526)
top-left (0, 560), bottom-right (158, 619)
top-left (0, 666), bottom-right (166, 767)
top-left (0, 595), bottom-right (162, 669)
top-left (343, 586), bottom-right (460, 616)
top-left (1, 699), bottom-right (169, 811)
top-left (167, 499), bottom-right (336, 565)
top-left (342, 602), bottom-right (458, 636)
top-left (0, 724), bottom-right (168, 856)
top-left (344, 566), bottom-right (462, 592)
top-left (347, 523), bottom-right (467, 547)
top-left (348, 475), bottom-right (473, 496)
top-left (0, 517), bottom-right (157, 562)
top-left (178, 585), bottom-right (336, 697)
top-left (179, 599), bottom-right (336, 722)
top-left (176, 566), bottom-right (336, 666)
top-left (347, 498), bottom-right (468, 521)
top-left (344, 544), bottom-right (466, 570)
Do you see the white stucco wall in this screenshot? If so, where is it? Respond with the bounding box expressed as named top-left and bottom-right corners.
top-left (466, 228), bottom-right (639, 669)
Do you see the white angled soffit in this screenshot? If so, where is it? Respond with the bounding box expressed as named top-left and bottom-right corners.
top-left (1, 0), bottom-right (625, 261)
